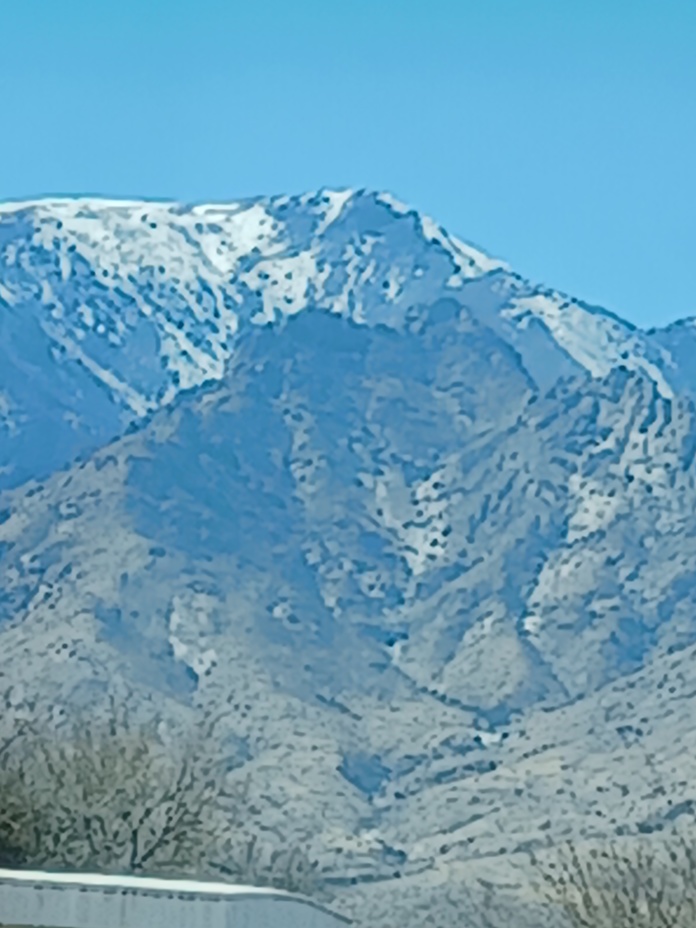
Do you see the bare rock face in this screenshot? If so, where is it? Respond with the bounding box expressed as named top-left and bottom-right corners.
top-left (1, 190), bottom-right (695, 926)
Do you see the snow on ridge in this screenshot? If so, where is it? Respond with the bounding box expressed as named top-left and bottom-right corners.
top-left (0, 189), bottom-right (353, 297)
top-left (373, 191), bottom-right (412, 215)
top-left (375, 191), bottom-right (509, 282)
top-left (24, 198), bottom-right (286, 285)
top-left (418, 214), bottom-right (508, 280)
top-left (501, 291), bottom-right (675, 399)
top-left (3, 187), bottom-right (503, 407)
top-left (0, 188), bottom-right (509, 339)
top-left (0, 196), bottom-right (152, 214)
top-left (309, 187), bottom-right (355, 235)
top-left (1, 189), bottom-right (506, 302)
top-left (0, 189), bottom-right (688, 404)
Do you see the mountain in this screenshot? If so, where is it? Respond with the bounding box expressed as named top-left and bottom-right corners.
top-left (1, 190), bottom-right (696, 927)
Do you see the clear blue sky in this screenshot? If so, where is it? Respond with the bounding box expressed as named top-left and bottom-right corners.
top-left (1, 0), bottom-right (694, 329)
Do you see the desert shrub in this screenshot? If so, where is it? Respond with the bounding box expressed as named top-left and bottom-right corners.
top-left (0, 707), bottom-right (320, 898)
top-left (530, 836), bottom-right (696, 927)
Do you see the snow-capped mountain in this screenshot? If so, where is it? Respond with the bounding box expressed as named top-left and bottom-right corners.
top-left (1, 190), bottom-right (696, 928)
top-left (0, 189), bottom-right (688, 491)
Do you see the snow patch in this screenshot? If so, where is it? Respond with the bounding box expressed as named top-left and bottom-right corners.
top-left (313, 188), bottom-right (354, 235)
top-left (244, 249), bottom-right (325, 324)
top-left (502, 293), bottom-right (675, 398)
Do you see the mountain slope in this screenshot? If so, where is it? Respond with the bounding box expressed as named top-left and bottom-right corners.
top-left (2, 306), bottom-right (696, 923)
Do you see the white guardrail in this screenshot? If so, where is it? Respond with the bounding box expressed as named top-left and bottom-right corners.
top-left (0, 868), bottom-right (351, 928)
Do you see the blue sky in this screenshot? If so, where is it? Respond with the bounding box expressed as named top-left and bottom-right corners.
top-left (0, 0), bottom-right (694, 329)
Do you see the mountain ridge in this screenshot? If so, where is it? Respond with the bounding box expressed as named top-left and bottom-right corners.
top-left (2, 187), bottom-right (692, 501)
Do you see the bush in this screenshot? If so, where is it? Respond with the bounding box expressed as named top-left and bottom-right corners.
top-left (0, 707), bottom-right (321, 898)
top-left (530, 836), bottom-right (696, 928)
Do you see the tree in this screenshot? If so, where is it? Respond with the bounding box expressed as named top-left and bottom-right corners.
top-left (529, 836), bottom-right (696, 928)
top-left (0, 704), bottom-right (321, 898)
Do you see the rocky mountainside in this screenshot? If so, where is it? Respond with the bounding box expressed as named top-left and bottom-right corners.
top-left (1, 190), bottom-right (695, 926)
